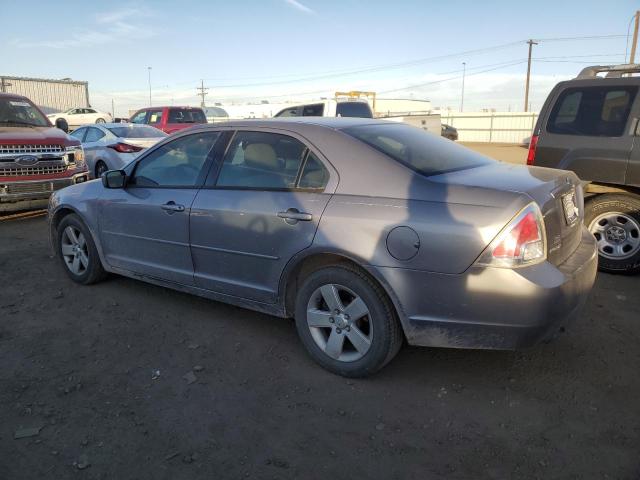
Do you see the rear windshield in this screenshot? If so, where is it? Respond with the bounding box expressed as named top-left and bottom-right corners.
top-left (343, 123), bottom-right (492, 176)
top-left (336, 102), bottom-right (373, 118)
top-left (547, 86), bottom-right (638, 137)
top-left (168, 108), bottom-right (207, 124)
top-left (108, 125), bottom-right (167, 138)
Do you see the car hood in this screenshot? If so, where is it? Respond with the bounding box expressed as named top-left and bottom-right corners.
top-left (0, 126), bottom-right (78, 146)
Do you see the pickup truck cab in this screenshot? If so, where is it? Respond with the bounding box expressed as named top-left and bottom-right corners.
top-left (0, 93), bottom-right (88, 212)
top-left (129, 106), bottom-right (207, 134)
top-left (529, 64), bottom-right (640, 273)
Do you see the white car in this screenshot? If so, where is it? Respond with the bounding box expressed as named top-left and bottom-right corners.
top-left (69, 123), bottom-right (167, 178)
top-left (48, 107), bottom-right (113, 128)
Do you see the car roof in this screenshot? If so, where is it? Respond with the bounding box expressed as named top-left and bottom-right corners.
top-left (189, 116), bottom-right (385, 131)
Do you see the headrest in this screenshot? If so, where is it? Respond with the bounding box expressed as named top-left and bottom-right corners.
top-left (244, 143), bottom-right (278, 170)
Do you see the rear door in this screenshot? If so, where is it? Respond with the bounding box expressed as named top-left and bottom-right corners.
top-left (189, 129), bottom-right (336, 303)
top-left (535, 82), bottom-right (639, 184)
top-left (99, 131), bottom-right (221, 285)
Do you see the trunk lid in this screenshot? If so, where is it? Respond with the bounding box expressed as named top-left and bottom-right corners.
top-left (122, 137), bottom-right (164, 149)
top-left (430, 162), bottom-right (584, 266)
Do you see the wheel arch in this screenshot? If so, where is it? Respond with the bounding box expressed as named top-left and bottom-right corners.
top-left (49, 206), bottom-right (107, 267)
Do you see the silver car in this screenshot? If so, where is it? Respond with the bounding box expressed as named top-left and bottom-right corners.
top-left (70, 123), bottom-right (167, 178)
top-left (48, 118), bottom-right (598, 377)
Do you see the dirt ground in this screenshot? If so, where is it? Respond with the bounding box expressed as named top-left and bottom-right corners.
top-left (1, 215), bottom-right (639, 480)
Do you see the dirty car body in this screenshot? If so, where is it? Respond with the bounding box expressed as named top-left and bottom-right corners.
top-left (49, 118), bottom-right (597, 376)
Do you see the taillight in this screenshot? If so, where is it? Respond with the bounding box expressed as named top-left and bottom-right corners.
top-left (526, 135), bottom-right (538, 165)
top-left (475, 203), bottom-right (547, 268)
top-left (108, 142), bottom-right (143, 153)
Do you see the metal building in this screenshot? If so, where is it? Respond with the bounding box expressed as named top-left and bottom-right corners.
top-left (0, 76), bottom-right (90, 114)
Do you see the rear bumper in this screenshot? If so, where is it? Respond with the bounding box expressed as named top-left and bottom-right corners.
top-left (368, 227), bottom-right (598, 350)
top-left (0, 172), bottom-right (89, 212)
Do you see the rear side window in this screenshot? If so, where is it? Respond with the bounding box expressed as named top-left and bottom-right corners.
top-left (147, 110), bottom-right (163, 124)
top-left (168, 108), bottom-right (207, 124)
top-left (344, 123), bottom-right (492, 176)
top-left (84, 128), bottom-right (105, 142)
top-left (547, 86), bottom-right (638, 137)
top-left (336, 102), bottom-right (373, 118)
top-left (275, 107), bottom-right (299, 117)
top-left (302, 104), bottom-right (324, 116)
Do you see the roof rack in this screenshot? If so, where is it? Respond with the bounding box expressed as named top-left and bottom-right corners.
top-left (576, 64), bottom-right (640, 79)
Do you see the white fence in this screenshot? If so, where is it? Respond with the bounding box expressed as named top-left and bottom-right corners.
top-left (439, 112), bottom-right (539, 144)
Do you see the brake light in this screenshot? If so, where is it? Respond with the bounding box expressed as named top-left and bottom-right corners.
top-left (475, 203), bottom-right (547, 268)
top-left (108, 142), bottom-right (143, 153)
top-left (526, 135), bottom-right (538, 165)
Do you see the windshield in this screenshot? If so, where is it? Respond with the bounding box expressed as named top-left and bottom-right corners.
top-left (343, 123), bottom-right (493, 176)
top-left (0, 97), bottom-right (50, 127)
top-left (108, 125), bottom-right (167, 138)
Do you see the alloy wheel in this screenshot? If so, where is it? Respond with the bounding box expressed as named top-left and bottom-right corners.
top-left (306, 284), bottom-right (373, 362)
top-left (60, 226), bottom-right (89, 275)
top-left (589, 212), bottom-right (640, 260)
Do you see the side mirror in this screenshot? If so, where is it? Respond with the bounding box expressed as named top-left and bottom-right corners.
top-left (101, 170), bottom-right (126, 189)
top-left (55, 118), bottom-right (69, 133)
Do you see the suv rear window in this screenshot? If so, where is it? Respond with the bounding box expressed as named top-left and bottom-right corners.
top-left (336, 102), bottom-right (373, 118)
top-left (547, 86), bottom-right (638, 137)
top-left (168, 108), bottom-right (207, 124)
top-left (344, 123), bottom-right (492, 176)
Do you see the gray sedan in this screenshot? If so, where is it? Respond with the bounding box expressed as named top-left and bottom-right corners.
top-left (48, 118), bottom-right (598, 377)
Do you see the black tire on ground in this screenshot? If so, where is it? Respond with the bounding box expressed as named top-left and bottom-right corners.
top-left (95, 161), bottom-right (108, 178)
top-left (294, 265), bottom-right (403, 377)
top-left (56, 214), bottom-right (107, 285)
top-left (95, 118), bottom-right (105, 123)
top-left (585, 193), bottom-right (640, 274)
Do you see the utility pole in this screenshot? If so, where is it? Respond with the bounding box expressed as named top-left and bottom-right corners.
top-left (630, 10), bottom-right (639, 64)
top-left (197, 80), bottom-right (209, 108)
top-left (524, 39), bottom-right (538, 112)
top-left (147, 67), bottom-right (152, 107)
top-left (111, 98), bottom-right (115, 119)
top-left (460, 62), bottom-right (466, 112)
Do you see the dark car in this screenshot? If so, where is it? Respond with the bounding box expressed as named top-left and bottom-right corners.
top-left (441, 123), bottom-right (458, 141)
top-left (48, 118), bottom-right (597, 377)
top-left (129, 106), bottom-right (207, 135)
top-left (528, 64), bottom-right (640, 274)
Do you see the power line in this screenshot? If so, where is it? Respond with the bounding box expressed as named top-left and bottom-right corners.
top-left (196, 80), bottom-right (209, 108)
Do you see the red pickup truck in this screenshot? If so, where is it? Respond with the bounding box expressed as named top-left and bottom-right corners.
top-left (0, 92), bottom-right (89, 212)
top-left (128, 106), bottom-right (207, 134)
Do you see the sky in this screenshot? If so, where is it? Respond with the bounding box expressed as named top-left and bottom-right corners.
top-left (1, 0), bottom-right (637, 115)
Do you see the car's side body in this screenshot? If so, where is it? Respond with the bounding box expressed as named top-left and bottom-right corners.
top-left (49, 118), bottom-right (597, 352)
top-left (128, 106), bottom-right (208, 134)
top-left (48, 108), bottom-right (112, 128)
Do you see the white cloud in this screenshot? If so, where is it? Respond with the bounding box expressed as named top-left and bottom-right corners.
top-left (283, 0), bottom-right (315, 14)
top-left (11, 7), bottom-right (154, 49)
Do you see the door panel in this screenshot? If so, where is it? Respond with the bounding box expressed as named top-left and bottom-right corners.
top-left (190, 190), bottom-right (330, 302)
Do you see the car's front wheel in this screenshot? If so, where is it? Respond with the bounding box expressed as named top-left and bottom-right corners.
top-left (57, 214), bottom-right (107, 284)
top-left (585, 194), bottom-right (640, 274)
top-left (294, 265), bottom-right (403, 377)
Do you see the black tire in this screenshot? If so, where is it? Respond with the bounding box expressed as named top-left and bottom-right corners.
top-left (95, 161), bottom-right (108, 178)
top-left (294, 265), bottom-right (403, 377)
top-left (95, 118), bottom-right (105, 124)
top-left (56, 214), bottom-right (107, 285)
top-left (584, 194), bottom-right (640, 274)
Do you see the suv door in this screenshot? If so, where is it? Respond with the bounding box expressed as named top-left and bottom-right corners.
top-left (98, 131), bottom-right (221, 285)
top-left (535, 82), bottom-right (639, 184)
top-left (189, 129), bottom-right (336, 303)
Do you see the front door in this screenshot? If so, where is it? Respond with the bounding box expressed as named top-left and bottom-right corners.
top-left (99, 131), bottom-right (221, 285)
top-left (190, 130), bottom-right (335, 303)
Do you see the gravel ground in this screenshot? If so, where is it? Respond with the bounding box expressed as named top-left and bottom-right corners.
top-left (1, 216), bottom-right (639, 479)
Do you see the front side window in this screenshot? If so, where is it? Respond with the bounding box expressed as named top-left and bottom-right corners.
top-left (130, 111), bottom-right (148, 124)
top-left (84, 127), bottom-right (105, 142)
top-left (547, 86), bottom-right (638, 137)
top-left (131, 132), bottom-right (219, 187)
top-left (0, 97), bottom-right (50, 127)
top-left (302, 104), bottom-right (324, 116)
top-left (216, 131), bottom-right (309, 189)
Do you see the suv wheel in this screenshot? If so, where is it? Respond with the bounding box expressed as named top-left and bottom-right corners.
top-left (294, 265), bottom-right (403, 377)
top-left (585, 194), bottom-right (640, 274)
top-left (57, 214), bottom-right (107, 284)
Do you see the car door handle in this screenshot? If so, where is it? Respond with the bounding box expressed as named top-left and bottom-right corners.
top-left (278, 209), bottom-right (313, 223)
top-left (161, 201), bottom-right (185, 214)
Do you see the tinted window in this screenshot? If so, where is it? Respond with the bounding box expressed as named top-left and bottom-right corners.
top-left (108, 125), bottom-right (166, 138)
top-left (302, 104), bottom-right (324, 116)
top-left (70, 128), bottom-right (87, 141)
top-left (130, 111), bottom-right (147, 124)
top-left (147, 110), bottom-right (163, 124)
top-left (547, 86), bottom-right (638, 137)
top-left (84, 128), bottom-right (105, 142)
top-left (275, 107), bottom-right (299, 117)
top-left (168, 108), bottom-right (207, 124)
top-left (216, 131), bottom-right (307, 189)
top-left (336, 102), bottom-right (373, 118)
top-left (299, 152), bottom-right (329, 189)
top-left (132, 132), bottom-right (219, 187)
top-left (0, 98), bottom-right (49, 127)
top-left (344, 123), bottom-right (493, 176)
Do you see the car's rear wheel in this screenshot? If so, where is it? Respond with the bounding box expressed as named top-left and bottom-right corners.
top-left (57, 214), bottom-right (107, 284)
top-left (95, 118), bottom-right (105, 124)
top-left (294, 265), bottom-right (403, 377)
top-left (95, 161), bottom-right (108, 178)
top-left (585, 194), bottom-right (640, 274)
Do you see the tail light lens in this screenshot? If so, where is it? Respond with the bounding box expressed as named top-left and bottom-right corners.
top-left (526, 135), bottom-right (538, 165)
top-left (475, 203), bottom-right (547, 268)
top-left (108, 142), bottom-right (143, 153)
